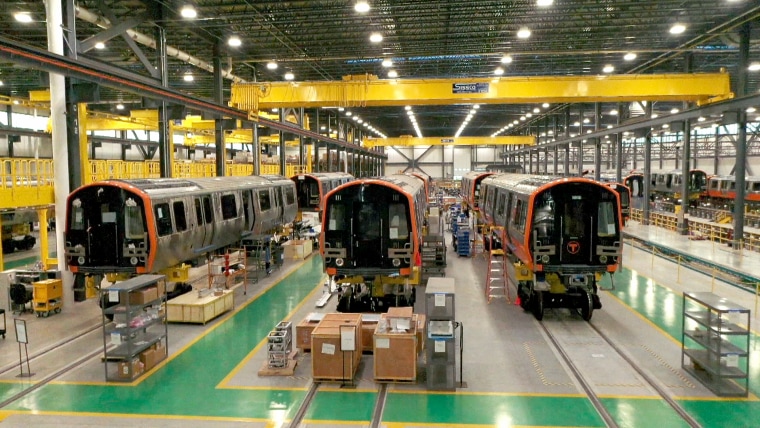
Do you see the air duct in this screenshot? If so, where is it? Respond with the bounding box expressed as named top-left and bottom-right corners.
top-left (75, 5), bottom-right (247, 83)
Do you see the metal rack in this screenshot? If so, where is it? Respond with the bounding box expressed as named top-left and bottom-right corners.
top-left (681, 291), bottom-right (750, 397)
top-left (425, 277), bottom-right (456, 390)
top-left (267, 321), bottom-right (293, 368)
top-left (207, 249), bottom-right (248, 294)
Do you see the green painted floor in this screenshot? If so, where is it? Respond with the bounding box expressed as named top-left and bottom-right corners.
top-left (1, 254), bottom-right (757, 426)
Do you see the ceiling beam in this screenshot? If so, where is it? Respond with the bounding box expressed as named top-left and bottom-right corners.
top-left (230, 73), bottom-right (732, 110)
top-left (363, 135), bottom-right (535, 148)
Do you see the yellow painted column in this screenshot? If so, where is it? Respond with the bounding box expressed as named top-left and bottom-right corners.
top-left (307, 144), bottom-right (312, 173)
top-left (78, 103), bottom-right (90, 185)
top-left (168, 119), bottom-right (176, 176)
top-left (37, 207), bottom-right (56, 270)
top-left (0, 214), bottom-right (4, 272)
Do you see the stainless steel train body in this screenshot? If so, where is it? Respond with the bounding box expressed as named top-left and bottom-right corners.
top-left (321, 174), bottom-right (427, 311)
top-left (64, 175), bottom-right (297, 279)
top-left (480, 174), bottom-right (623, 320)
top-left (460, 171), bottom-right (495, 211)
top-left (291, 172), bottom-right (354, 215)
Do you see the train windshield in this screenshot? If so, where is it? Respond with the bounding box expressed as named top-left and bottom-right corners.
top-left (327, 204), bottom-right (346, 231)
top-left (388, 203), bottom-right (408, 239)
top-left (125, 203), bottom-right (145, 239)
top-left (597, 201), bottom-right (617, 237)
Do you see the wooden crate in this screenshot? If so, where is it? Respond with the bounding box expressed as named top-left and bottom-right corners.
top-left (296, 314), bottom-right (323, 351)
top-left (166, 290), bottom-right (233, 324)
top-left (373, 313), bottom-right (417, 382)
top-left (311, 313), bottom-right (362, 381)
top-left (283, 239), bottom-right (313, 260)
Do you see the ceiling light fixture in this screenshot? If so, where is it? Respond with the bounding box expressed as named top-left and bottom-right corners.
top-left (602, 64), bottom-right (614, 73)
top-left (381, 58), bottom-right (393, 67)
top-left (183, 72), bottom-right (194, 82)
top-left (267, 61), bottom-right (278, 70)
top-left (388, 70), bottom-right (398, 78)
top-left (542, 103), bottom-right (550, 108)
top-left (500, 55), bottom-right (513, 64)
top-left (180, 5), bottom-right (197, 19)
top-left (624, 52), bottom-right (637, 61)
top-left (494, 67), bottom-right (504, 75)
top-left (747, 107), bottom-right (757, 113)
top-left (748, 62), bottom-right (760, 72)
top-left (536, 0), bottom-right (553, 6)
top-left (369, 33), bottom-right (383, 43)
top-left (94, 42), bottom-right (105, 50)
top-left (284, 72), bottom-right (294, 81)
top-left (517, 27), bottom-right (531, 39)
top-left (116, 103), bottom-right (124, 110)
top-left (0, 81), bottom-right (4, 86)
top-left (14, 12), bottom-right (32, 23)
top-left (355, 1), bottom-right (370, 13)
top-left (228, 35), bottom-right (242, 47)
top-left (670, 23), bottom-right (686, 34)
top-left (670, 108), bottom-right (679, 114)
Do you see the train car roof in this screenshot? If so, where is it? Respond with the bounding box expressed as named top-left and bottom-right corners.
top-left (462, 171), bottom-right (495, 179)
top-left (87, 176), bottom-right (291, 196)
top-left (332, 174), bottom-right (425, 197)
top-left (482, 173), bottom-right (604, 196)
top-left (291, 172), bottom-right (354, 180)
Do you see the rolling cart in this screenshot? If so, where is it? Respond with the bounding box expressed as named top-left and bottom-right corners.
top-left (33, 279), bottom-right (63, 318)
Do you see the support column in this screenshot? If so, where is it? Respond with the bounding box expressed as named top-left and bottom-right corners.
top-left (213, 43), bottom-right (225, 177)
top-left (155, 24), bottom-right (171, 178)
top-left (252, 124), bottom-right (260, 175)
top-left (732, 22), bottom-right (751, 248)
top-left (615, 103), bottom-right (623, 183)
top-left (279, 109), bottom-right (286, 176)
top-left (46, 0), bottom-right (72, 276)
top-left (594, 103), bottom-right (601, 180)
top-left (642, 102), bottom-right (653, 225)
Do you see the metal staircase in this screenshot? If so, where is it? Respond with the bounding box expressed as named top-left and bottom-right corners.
top-left (485, 226), bottom-right (509, 303)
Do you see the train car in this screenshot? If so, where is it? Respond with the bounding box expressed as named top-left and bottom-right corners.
top-left (595, 174), bottom-right (631, 225)
top-left (649, 169), bottom-right (708, 206)
top-left (64, 176), bottom-right (297, 293)
top-left (408, 171), bottom-right (432, 197)
top-left (321, 174), bottom-right (427, 311)
top-left (480, 174), bottom-right (623, 321)
top-left (291, 172), bottom-right (354, 217)
top-left (460, 171), bottom-right (496, 211)
top-left (705, 175), bottom-right (760, 209)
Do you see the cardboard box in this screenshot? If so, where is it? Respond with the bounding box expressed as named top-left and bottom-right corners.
top-left (283, 239), bottom-right (313, 260)
top-left (129, 286), bottom-right (158, 305)
top-left (139, 346), bottom-right (167, 371)
top-left (117, 358), bottom-right (144, 379)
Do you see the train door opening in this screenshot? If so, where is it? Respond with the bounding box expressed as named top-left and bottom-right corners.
top-left (242, 190), bottom-right (254, 231)
top-left (560, 194), bottom-right (592, 265)
top-left (89, 202), bottom-right (120, 266)
top-left (352, 201), bottom-right (382, 267)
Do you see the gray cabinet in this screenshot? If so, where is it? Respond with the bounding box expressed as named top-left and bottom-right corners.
top-left (425, 277), bottom-right (456, 390)
top-left (681, 291), bottom-right (749, 397)
top-left (102, 274), bottom-right (168, 382)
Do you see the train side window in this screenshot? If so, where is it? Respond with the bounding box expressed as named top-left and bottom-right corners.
top-left (496, 193), bottom-right (506, 217)
top-left (517, 201), bottom-right (527, 232)
top-left (70, 203), bottom-right (85, 230)
top-left (274, 187), bottom-right (283, 208)
top-left (154, 203), bottom-right (173, 236)
top-left (259, 190), bottom-right (271, 211)
top-left (709, 180), bottom-right (718, 190)
top-left (194, 198), bottom-right (203, 225)
top-left (511, 199), bottom-right (522, 227)
top-left (125, 205), bottom-right (145, 239)
top-left (221, 194), bottom-right (237, 220)
top-left (327, 204), bottom-right (345, 231)
top-left (202, 196), bottom-right (213, 224)
top-left (173, 201), bottom-right (187, 232)
top-left (597, 201), bottom-right (617, 237)
top-left (309, 182), bottom-right (320, 204)
top-left (285, 186), bottom-right (295, 205)
top-left (389, 203), bottom-right (408, 239)
top-left (729, 181), bottom-right (736, 190)
top-left (752, 182), bottom-right (760, 192)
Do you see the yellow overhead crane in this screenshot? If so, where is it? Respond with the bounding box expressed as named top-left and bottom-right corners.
top-left (362, 135), bottom-right (535, 148)
top-left (229, 72), bottom-right (732, 110)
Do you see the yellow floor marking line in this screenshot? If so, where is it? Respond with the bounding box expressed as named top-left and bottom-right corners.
top-left (216, 272), bottom-right (327, 389)
top-left (51, 258), bottom-right (313, 388)
top-left (0, 409), bottom-right (272, 423)
top-left (387, 389), bottom-right (587, 397)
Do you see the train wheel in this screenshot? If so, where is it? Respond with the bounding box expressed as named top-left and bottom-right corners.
top-left (578, 289), bottom-right (594, 321)
top-left (532, 291), bottom-right (544, 321)
top-left (517, 282), bottom-right (531, 311)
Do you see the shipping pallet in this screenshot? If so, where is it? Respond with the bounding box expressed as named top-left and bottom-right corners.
top-left (373, 377), bottom-right (417, 383)
top-left (257, 358), bottom-right (297, 376)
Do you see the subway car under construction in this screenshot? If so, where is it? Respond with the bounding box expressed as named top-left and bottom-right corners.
top-left (64, 176), bottom-right (297, 298)
top-left (321, 174), bottom-right (427, 311)
top-left (480, 174), bottom-right (623, 321)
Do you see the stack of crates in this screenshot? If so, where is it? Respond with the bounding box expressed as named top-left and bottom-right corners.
top-left (267, 321), bottom-right (292, 368)
top-left (456, 220), bottom-right (470, 257)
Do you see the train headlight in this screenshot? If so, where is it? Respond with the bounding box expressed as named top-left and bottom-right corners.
top-left (392, 258), bottom-right (401, 267)
top-left (599, 255), bottom-right (608, 263)
top-left (130, 257), bottom-right (138, 266)
top-left (77, 256), bottom-right (85, 264)
top-left (335, 258), bottom-right (344, 267)
top-left (541, 255), bottom-right (550, 263)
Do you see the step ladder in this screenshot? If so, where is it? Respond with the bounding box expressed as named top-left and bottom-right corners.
top-left (484, 226), bottom-right (509, 303)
